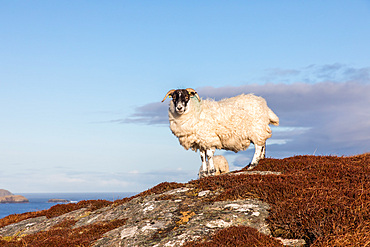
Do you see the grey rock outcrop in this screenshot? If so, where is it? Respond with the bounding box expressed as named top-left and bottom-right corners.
top-left (0, 181), bottom-right (305, 246)
top-left (92, 188), bottom-right (271, 246)
top-left (47, 199), bottom-right (70, 203)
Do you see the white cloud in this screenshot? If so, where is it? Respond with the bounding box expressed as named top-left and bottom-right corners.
top-left (121, 65), bottom-right (370, 163)
top-left (129, 170), bottom-right (140, 174)
top-left (5, 65), bottom-right (369, 192)
top-left (2, 168), bottom-right (197, 193)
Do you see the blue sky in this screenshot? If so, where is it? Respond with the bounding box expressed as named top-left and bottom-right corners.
top-left (1, 1), bottom-right (369, 193)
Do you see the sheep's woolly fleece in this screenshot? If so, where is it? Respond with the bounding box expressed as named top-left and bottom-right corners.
top-left (168, 93), bottom-right (279, 152)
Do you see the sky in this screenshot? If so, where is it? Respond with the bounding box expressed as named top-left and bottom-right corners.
top-left (1, 1), bottom-right (369, 193)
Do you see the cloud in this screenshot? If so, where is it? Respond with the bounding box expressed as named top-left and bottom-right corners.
top-left (211, 81), bottom-right (370, 157)
top-left (266, 68), bottom-right (300, 77)
top-left (1, 168), bottom-right (196, 193)
top-left (261, 64), bottom-right (370, 84)
top-left (112, 102), bottom-right (169, 125)
top-left (119, 64), bottom-right (370, 163)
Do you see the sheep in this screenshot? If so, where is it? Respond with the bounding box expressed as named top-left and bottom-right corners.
top-left (199, 155), bottom-right (230, 179)
top-left (162, 88), bottom-right (279, 178)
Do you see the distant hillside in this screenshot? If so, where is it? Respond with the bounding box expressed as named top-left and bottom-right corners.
top-left (0, 190), bottom-right (28, 204)
top-left (0, 154), bottom-right (369, 246)
top-left (0, 190), bottom-right (12, 197)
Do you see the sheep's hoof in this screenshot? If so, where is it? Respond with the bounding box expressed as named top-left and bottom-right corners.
top-left (208, 168), bottom-right (216, 176)
top-left (198, 170), bottom-right (207, 179)
top-left (247, 163), bottom-right (258, 170)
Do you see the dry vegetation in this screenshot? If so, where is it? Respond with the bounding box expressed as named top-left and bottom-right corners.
top-left (184, 226), bottom-right (283, 247)
top-left (0, 153), bottom-right (369, 246)
top-left (188, 154), bottom-right (370, 246)
top-left (0, 200), bottom-right (113, 229)
top-left (0, 218), bottom-right (126, 247)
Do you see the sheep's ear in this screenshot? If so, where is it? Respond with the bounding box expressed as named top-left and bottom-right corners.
top-left (162, 89), bottom-right (176, 102)
top-left (186, 88), bottom-right (201, 102)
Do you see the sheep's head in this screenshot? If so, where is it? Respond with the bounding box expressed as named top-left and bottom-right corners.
top-left (162, 88), bottom-right (200, 115)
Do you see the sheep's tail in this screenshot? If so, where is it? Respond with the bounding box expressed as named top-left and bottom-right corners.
top-left (268, 108), bottom-right (279, 126)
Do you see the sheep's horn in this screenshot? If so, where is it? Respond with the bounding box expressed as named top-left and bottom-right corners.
top-left (186, 88), bottom-right (201, 102)
top-left (162, 89), bottom-right (176, 102)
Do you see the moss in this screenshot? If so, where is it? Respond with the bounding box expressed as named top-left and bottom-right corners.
top-left (1, 236), bottom-right (14, 242)
top-left (176, 211), bottom-right (196, 225)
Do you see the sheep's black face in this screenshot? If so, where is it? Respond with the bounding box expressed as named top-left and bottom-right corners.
top-left (171, 89), bottom-right (191, 115)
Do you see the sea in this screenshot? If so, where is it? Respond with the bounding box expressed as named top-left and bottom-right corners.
top-left (0, 192), bottom-right (137, 219)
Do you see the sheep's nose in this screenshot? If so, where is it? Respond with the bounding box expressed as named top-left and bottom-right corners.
top-left (177, 106), bottom-right (183, 111)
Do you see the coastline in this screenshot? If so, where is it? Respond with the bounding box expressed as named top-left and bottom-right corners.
top-left (0, 192), bottom-right (137, 219)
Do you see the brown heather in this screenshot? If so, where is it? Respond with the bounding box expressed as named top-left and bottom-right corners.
top-left (184, 226), bottom-right (283, 247)
top-left (0, 200), bottom-right (113, 229)
top-left (0, 218), bottom-right (126, 247)
top-left (0, 153), bottom-right (369, 246)
top-left (189, 154), bottom-right (370, 246)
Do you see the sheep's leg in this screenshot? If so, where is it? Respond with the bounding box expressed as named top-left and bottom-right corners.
top-left (248, 144), bottom-right (263, 170)
top-left (261, 144), bottom-right (266, 159)
top-left (206, 148), bottom-right (216, 176)
top-left (199, 150), bottom-right (208, 178)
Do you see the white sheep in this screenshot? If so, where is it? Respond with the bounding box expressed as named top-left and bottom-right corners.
top-left (162, 88), bottom-right (279, 178)
top-left (199, 155), bottom-right (230, 179)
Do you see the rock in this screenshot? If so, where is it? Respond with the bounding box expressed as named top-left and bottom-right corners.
top-left (47, 199), bottom-right (70, 203)
top-left (0, 190), bottom-right (28, 203)
top-left (276, 237), bottom-right (307, 246)
top-left (0, 178), bottom-right (305, 246)
top-left (0, 208), bottom-right (87, 237)
top-left (199, 155), bottom-right (230, 178)
top-left (89, 188), bottom-right (272, 246)
top-left (0, 195), bottom-right (29, 203)
top-left (233, 170), bottom-right (282, 176)
top-left (0, 189), bottom-right (13, 197)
